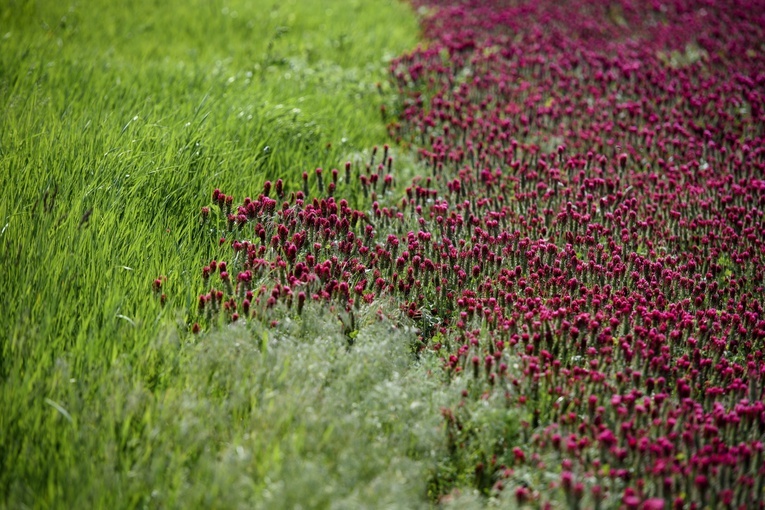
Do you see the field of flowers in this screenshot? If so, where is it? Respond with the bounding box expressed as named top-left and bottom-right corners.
top-left (191, 0), bottom-right (765, 507)
top-left (3, 0), bottom-right (764, 508)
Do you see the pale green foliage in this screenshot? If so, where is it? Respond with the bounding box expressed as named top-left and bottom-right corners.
top-left (5, 303), bottom-right (455, 508)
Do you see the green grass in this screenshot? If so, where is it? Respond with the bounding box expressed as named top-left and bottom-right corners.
top-left (0, 1), bottom-right (444, 507)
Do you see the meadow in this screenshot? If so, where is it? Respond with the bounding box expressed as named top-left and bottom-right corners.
top-left (3, 0), bottom-right (765, 508)
top-left (1, 1), bottom-right (439, 507)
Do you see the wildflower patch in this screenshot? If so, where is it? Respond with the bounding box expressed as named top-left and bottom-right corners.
top-left (179, 0), bottom-right (765, 506)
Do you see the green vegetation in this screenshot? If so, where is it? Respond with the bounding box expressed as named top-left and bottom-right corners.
top-left (0, 1), bottom-right (452, 507)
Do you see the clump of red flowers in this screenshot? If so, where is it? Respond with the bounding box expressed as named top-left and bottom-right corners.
top-left (179, 0), bottom-right (765, 506)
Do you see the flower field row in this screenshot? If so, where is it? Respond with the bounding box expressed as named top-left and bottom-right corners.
top-left (182, 0), bottom-right (764, 507)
